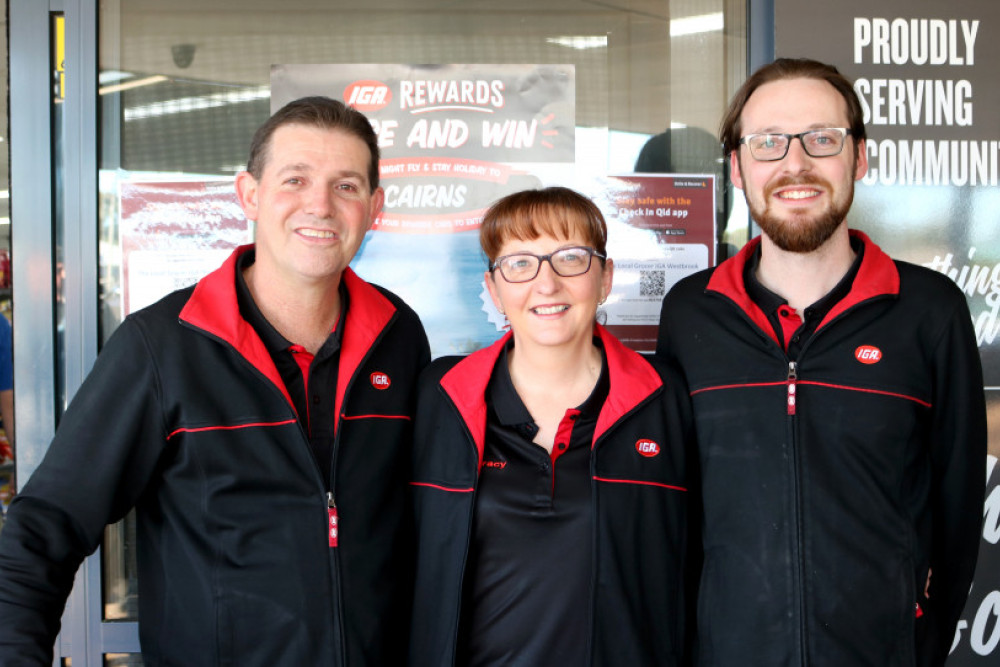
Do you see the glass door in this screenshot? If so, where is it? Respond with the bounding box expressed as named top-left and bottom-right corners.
top-left (10, 0), bottom-right (139, 663)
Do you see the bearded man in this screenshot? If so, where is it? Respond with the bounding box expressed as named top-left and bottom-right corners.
top-left (656, 58), bottom-right (986, 667)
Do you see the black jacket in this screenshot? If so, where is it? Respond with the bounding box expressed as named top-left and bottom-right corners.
top-left (657, 231), bottom-right (986, 667)
top-left (0, 245), bottom-right (430, 666)
top-left (409, 325), bottom-right (694, 666)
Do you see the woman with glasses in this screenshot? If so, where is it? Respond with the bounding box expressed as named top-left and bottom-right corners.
top-left (409, 186), bottom-right (694, 666)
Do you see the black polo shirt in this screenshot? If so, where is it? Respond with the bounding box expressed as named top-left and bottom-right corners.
top-left (745, 237), bottom-right (864, 358)
top-left (458, 338), bottom-right (610, 666)
top-left (235, 250), bottom-right (344, 491)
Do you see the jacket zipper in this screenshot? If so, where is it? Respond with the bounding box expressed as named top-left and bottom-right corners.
top-left (184, 308), bottom-right (360, 666)
top-left (787, 358), bottom-right (808, 665)
top-left (787, 361), bottom-right (797, 415)
top-left (327, 492), bottom-right (339, 547)
top-left (711, 286), bottom-right (894, 665)
top-left (327, 309), bottom-right (398, 666)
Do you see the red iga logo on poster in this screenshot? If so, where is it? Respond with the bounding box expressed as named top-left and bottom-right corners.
top-left (344, 80), bottom-right (392, 111)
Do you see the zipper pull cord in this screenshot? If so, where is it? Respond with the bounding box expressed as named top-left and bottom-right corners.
top-left (327, 492), bottom-right (339, 548)
top-left (787, 361), bottom-right (798, 416)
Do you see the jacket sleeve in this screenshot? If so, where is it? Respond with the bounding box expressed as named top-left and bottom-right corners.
top-left (409, 357), bottom-right (478, 667)
top-left (0, 317), bottom-right (170, 665)
top-left (672, 362), bottom-right (702, 667)
top-left (651, 342), bottom-right (702, 666)
top-left (924, 292), bottom-right (987, 663)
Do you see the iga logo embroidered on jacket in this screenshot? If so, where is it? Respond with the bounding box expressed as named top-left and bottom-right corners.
top-left (370, 372), bottom-right (391, 390)
top-left (635, 439), bottom-right (661, 457)
top-left (854, 345), bottom-right (883, 365)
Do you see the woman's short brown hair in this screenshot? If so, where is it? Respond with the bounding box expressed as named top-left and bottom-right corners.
top-left (479, 187), bottom-right (608, 266)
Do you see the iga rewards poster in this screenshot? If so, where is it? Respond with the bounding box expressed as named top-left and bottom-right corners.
top-left (272, 64), bottom-right (575, 357)
top-left (775, 0), bottom-right (1000, 663)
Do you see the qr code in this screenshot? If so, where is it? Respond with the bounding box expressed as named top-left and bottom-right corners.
top-left (639, 270), bottom-right (666, 297)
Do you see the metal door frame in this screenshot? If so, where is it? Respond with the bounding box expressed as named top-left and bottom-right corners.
top-left (10, 0), bottom-right (140, 663)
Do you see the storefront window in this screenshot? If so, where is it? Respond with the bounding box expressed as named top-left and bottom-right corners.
top-left (98, 0), bottom-right (747, 628)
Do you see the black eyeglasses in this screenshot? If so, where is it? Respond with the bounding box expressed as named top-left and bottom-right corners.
top-left (739, 127), bottom-right (852, 161)
top-left (491, 246), bottom-right (606, 283)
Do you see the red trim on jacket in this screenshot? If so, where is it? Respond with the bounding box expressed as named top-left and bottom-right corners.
top-left (167, 419), bottom-right (298, 440)
top-left (439, 335), bottom-right (504, 470)
top-left (797, 380), bottom-right (932, 407)
top-left (410, 481), bottom-right (475, 493)
top-left (439, 324), bottom-right (664, 471)
top-left (179, 245), bottom-right (290, 403)
top-left (593, 476), bottom-right (687, 492)
top-left (705, 230), bottom-right (900, 345)
top-left (336, 269), bottom-right (397, 432)
top-left (341, 414), bottom-right (412, 421)
top-left (178, 245), bottom-right (397, 431)
top-left (692, 378), bottom-right (931, 407)
top-left (691, 381), bottom-right (787, 395)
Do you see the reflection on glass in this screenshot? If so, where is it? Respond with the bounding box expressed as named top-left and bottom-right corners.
top-left (102, 513), bottom-right (138, 621)
top-left (0, 0), bottom-right (13, 509)
top-left (52, 14), bottom-right (66, 421)
top-left (104, 654), bottom-right (143, 667)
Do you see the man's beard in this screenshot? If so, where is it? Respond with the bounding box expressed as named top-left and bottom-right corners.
top-left (747, 174), bottom-right (854, 253)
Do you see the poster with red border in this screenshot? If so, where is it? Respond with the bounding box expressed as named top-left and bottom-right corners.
top-left (595, 174), bottom-right (716, 352)
top-left (119, 180), bottom-right (250, 317)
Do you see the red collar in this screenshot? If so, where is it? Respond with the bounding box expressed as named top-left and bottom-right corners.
top-left (706, 230), bottom-right (899, 345)
top-left (180, 244), bottom-right (396, 427)
top-left (440, 325), bottom-right (663, 469)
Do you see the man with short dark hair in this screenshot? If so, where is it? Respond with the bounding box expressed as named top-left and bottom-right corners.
top-left (0, 96), bottom-right (429, 666)
top-left (657, 58), bottom-right (986, 666)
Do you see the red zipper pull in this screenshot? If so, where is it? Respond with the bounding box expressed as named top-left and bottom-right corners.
top-left (328, 492), bottom-right (339, 548)
top-left (787, 361), bottom-right (797, 416)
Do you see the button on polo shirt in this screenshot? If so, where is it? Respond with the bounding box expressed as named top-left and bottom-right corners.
top-left (458, 339), bottom-right (610, 666)
top-left (235, 249), bottom-right (344, 491)
top-left (745, 237), bottom-right (864, 357)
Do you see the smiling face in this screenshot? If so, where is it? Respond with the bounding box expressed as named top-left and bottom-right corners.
top-left (731, 77), bottom-right (868, 253)
top-left (235, 123), bottom-right (384, 290)
top-left (486, 228), bottom-right (613, 353)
